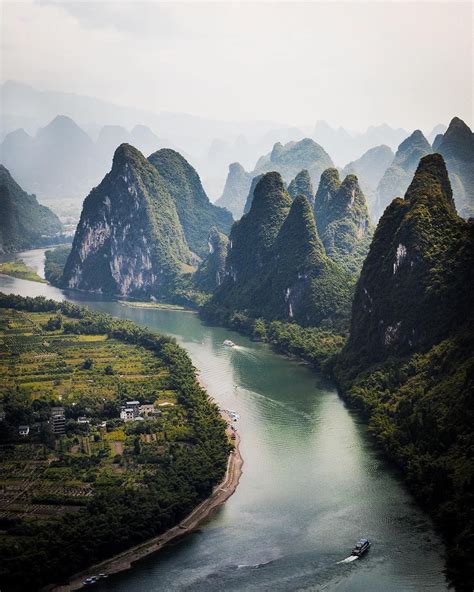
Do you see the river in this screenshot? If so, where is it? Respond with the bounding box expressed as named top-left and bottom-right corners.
top-left (0, 249), bottom-right (448, 591)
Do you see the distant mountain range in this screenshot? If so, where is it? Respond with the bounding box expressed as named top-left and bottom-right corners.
top-left (0, 115), bottom-right (165, 201)
top-left (3, 80), bottom-right (450, 202)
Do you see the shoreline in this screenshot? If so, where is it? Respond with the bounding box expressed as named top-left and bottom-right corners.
top-left (47, 415), bottom-right (243, 592)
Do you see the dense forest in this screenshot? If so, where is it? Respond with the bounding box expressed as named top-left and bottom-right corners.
top-left (0, 293), bottom-right (230, 592)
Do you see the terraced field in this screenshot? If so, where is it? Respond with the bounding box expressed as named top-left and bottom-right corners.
top-left (0, 306), bottom-right (207, 547)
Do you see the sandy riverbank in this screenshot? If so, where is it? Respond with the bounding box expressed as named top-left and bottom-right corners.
top-left (47, 418), bottom-right (243, 592)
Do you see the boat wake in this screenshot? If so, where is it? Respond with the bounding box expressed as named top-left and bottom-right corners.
top-left (337, 555), bottom-right (358, 564)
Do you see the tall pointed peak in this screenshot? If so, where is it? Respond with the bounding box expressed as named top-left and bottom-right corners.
top-left (397, 129), bottom-right (430, 154)
top-left (288, 169), bottom-right (314, 202)
top-left (276, 193), bottom-right (326, 261)
top-left (228, 161), bottom-right (246, 174)
top-left (315, 168), bottom-right (341, 201)
top-left (251, 171), bottom-right (290, 214)
top-left (404, 153), bottom-right (455, 210)
top-left (270, 142), bottom-right (284, 161)
top-left (446, 116), bottom-right (471, 133)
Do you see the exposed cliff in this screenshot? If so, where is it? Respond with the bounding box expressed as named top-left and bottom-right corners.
top-left (62, 144), bottom-right (192, 297)
top-left (193, 227), bottom-right (229, 292)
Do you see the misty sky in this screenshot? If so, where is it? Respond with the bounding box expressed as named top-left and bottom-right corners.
top-left (1, 0), bottom-right (473, 131)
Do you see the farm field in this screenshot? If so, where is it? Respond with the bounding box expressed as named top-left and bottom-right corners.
top-left (0, 295), bottom-right (230, 591)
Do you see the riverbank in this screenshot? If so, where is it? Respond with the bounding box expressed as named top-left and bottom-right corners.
top-left (47, 421), bottom-right (243, 592)
top-left (118, 300), bottom-right (197, 313)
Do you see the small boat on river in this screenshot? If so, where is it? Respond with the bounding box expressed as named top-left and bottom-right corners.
top-left (223, 339), bottom-right (236, 347)
top-left (351, 538), bottom-right (371, 557)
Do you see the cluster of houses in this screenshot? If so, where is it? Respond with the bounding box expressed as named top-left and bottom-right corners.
top-left (13, 406), bottom-right (66, 438)
top-left (119, 401), bottom-right (161, 422)
top-left (6, 400), bottom-right (162, 439)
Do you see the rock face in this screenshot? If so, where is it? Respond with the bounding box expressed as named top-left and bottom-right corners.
top-left (254, 138), bottom-right (334, 187)
top-left (343, 153), bottom-right (472, 366)
top-left (0, 165), bottom-right (62, 253)
top-left (148, 149), bottom-right (233, 258)
top-left (342, 145), bottom-right (394, 217)
top-left (436, 116), bottom-right (474, 218)
top-left (287, 169), bottom-right (314, 203)
top-left (193, 227), bottom-right (229, 292)
top-left (212, 172), bottom-right (351, 328)
top-left (215, 162), bottom-right (252, 219)
top-left (62, 144), bottom-right (192, 296)
top-left (374, 130), bottom-right (432, 220)
top-left (314, 169), bottom-right (373, 274)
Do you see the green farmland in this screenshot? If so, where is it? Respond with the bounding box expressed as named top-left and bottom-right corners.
top-left (0, 294), bottom-right (230, 592)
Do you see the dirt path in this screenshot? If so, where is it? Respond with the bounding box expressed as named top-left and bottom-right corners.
top-left (48, 425), bottom-right (243, 592)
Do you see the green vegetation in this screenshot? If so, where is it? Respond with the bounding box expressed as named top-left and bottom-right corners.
top-left (314, 169), bottom-right (373, 275)
top-left (287, 169), bottom-right (314, 203)
top-left (193, 227), bottom-right (229, 293)
top-left (148, 148), bottom-right (233, 258)
top-left (254, 138), bottom-right (334, 189)
top-left (44, 245), bottom-right (71, 285)
top-left (336, 154), bottom-right (474, 590)
top-left (61, 144), bottom-right (194, 297)
top-left (0, 259), bottom-right (46, 283)
top-left (0, 165), bottom-right (62, 254)
top-left (209, 173), bottom-right (352, 331)
top-left (0, 293), bottom-right (230, 592)
top-left (201, 308), bottom-right (345, 373)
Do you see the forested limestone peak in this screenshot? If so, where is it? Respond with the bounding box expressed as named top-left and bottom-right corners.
top-left (342, 153), bottom-right (472, 369)
top-left (148, 148), bottom-right (233, 258)
top-left (62, 143), bottom-right (192, 297)
top-left (288, 169), bottom-right (314, 203)
top-left (314, 169), bottom-right (372, 274)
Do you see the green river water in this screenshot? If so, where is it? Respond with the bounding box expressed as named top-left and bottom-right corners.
top-left (0, 249), bottom-right (448, 591)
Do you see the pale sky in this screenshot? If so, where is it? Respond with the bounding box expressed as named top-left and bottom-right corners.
top-left (1, 0), bottom-right (473, 130)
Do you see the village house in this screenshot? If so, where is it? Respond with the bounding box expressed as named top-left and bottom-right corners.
top-left (18, 425), bottom-right (30, 437)
top-left (51, 407), bottom-right (66, 435)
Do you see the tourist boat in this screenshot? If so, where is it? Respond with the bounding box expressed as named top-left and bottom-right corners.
top-left (223, 339), bottom-right (236, 347)
top-left (351, 538), bottom-right (371, 556)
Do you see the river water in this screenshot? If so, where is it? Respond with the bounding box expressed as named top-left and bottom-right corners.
top-left (0, 249), bottom-right (448, 591)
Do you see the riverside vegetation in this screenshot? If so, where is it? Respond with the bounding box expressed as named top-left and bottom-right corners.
top-left (0, 293), bottom-right (230, 592)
